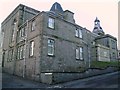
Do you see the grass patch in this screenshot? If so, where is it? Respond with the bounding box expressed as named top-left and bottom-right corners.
top-left (91, 60), bottom-right (120, 69)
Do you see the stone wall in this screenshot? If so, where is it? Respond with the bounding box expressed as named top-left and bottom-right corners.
top-left (51, 67), bottom-right (118, 84)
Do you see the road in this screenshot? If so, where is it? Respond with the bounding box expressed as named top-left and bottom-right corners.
top-left (52, 71), bottom-right (120, 88)
top-left (2, 71), bottom-right (120, 89)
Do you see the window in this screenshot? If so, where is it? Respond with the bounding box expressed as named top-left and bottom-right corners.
top-left (75, 47), bottom-right (83, 60)
top-left (24, 25), bottom-right (27, 36)
top-left (111, 40), bottom-right (116, 49)
top-left (104, 52), bottom-right (107, 57)
top-left (48, 39), bottom-right (55, 56)
top-left (31, 20), bottom-right (35, 31)
top-left (11, 22), bottom-right (16, 42)
top-left (21, 27), bottom-right (25, 37)
top-left (17, 46), bottom-right (20, 59)
top-left (17, 26), bottom-right (26, 41)
top-left (75, 48), bottom-right (79, 59)
top-left (22, 45), bottom-right (25, 59)
top-left (112, 52), bottom-right (116, 58)
top-left (19, 28), bottom-right (21, 38)
top-left (79, 47), bottom-right (83, 60)
top-left (30, 41), bottom-right (34, 56)
top-left (79, 29), bottom-right (82, 38)
top-left (48, 17), bottom-right (55, 29)
top-left (75, 29), bottom-right (79, 37)
top-left (92, 41), bottom-right (95, 45)
top-left (20, 45), bottom-right (25, 59)
top-left (17, 45), bottom-right (25, 60)
top-left (75, 28), bottom-right (83, 38)
top-left (8, 49), bottom-right (14, 61)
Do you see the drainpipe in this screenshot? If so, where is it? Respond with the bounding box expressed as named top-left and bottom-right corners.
top-left (22, 6), bottom-right (27, 78)
top-left (23, 20), bottom-right (28, 78)
top-left (13, 21), bottom-right (17, 75)
top-left (88, 46), bottom-right (91, 68)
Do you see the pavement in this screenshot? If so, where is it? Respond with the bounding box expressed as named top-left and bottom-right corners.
top-left (2, 71), bottom-right (120, 89)
top-left (2, 72), bottom-right (50, 88)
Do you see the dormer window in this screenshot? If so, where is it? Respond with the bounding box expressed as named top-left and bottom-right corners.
top-left (48, 17), bottom-right (55, 29)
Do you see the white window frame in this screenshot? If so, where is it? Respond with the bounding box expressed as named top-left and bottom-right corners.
top-left (75, 29), bottom-right (79, 37)
top-left (75, 47), bottom-right (83, 60)
top-left (19, 45), bottom-right (24, 59)
top-left (48, 39), bottom-right (55, 56)
top-left (19, 29), bottom-right (21, 38)
top-left (8, 49), bottom-right (14, 61)
top-left (79, 47), bottom-right (83, 60)
top-left (20, 46), bottom-right (22, 59)
top-left (12, 22), bottom-right (16, 41)
top-left (79, 29), bottom-right (83, 38)
top-left (17, 47), bottom-right (20, 59)
top-left (75, 28), bottom-right (83, 39)
top-left (104, 52), bottom-right (107, 57)
top-left (21, 27), bottom-right (25, 37)
top-left (30, 41), bottom-right (34, 56)
top-left (75, 48), bottom-right (79, 59)
top-left (48, 17), bottom-right (55, 29)
top-left (31, 20), bottom-right (35, 31)
top-left (23, 45), bottom-right (25, 59)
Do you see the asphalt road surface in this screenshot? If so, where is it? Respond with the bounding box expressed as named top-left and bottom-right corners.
top-left (2, 71), bottom-right (120, 89)
top-left (52, 71), bottom-right (120, 88)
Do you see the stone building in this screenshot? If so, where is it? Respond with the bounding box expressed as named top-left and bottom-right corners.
top-left (1, 2), bottom-right (118, 84)
top-left (0, 30), bottom-right (3, 67)
top-left (118, 50), bottom-right (120, 60)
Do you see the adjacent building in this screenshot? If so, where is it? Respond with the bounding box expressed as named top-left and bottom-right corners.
top-left (1, 2), bottom-right (118, 84)
top-left (0, 30), bottom-right (3, 67)
top-left (118, 2), bottom-right (120, 60)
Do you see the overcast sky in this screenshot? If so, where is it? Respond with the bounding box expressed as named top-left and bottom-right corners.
top-left (0, 0), bottom-right (119, 46)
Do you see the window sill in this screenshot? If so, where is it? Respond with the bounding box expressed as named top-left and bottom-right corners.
top-left (29, 55), bottom-right (34, 58)
top-left (47, 54), bottom-right (55, 57)
top-left (76, 59), bottom-right (84, 61)
top-left (31, 29), bottom-right (35, 32)
top-left (75, 36), bottom-right (83, 39)
top-left (47, 26), bottom-right (55, 30)
top-left (16, 58), bottom-right (24, 60)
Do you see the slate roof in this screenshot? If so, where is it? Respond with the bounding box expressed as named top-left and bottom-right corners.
top-left (50, 2), bottom-right (64, 14)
